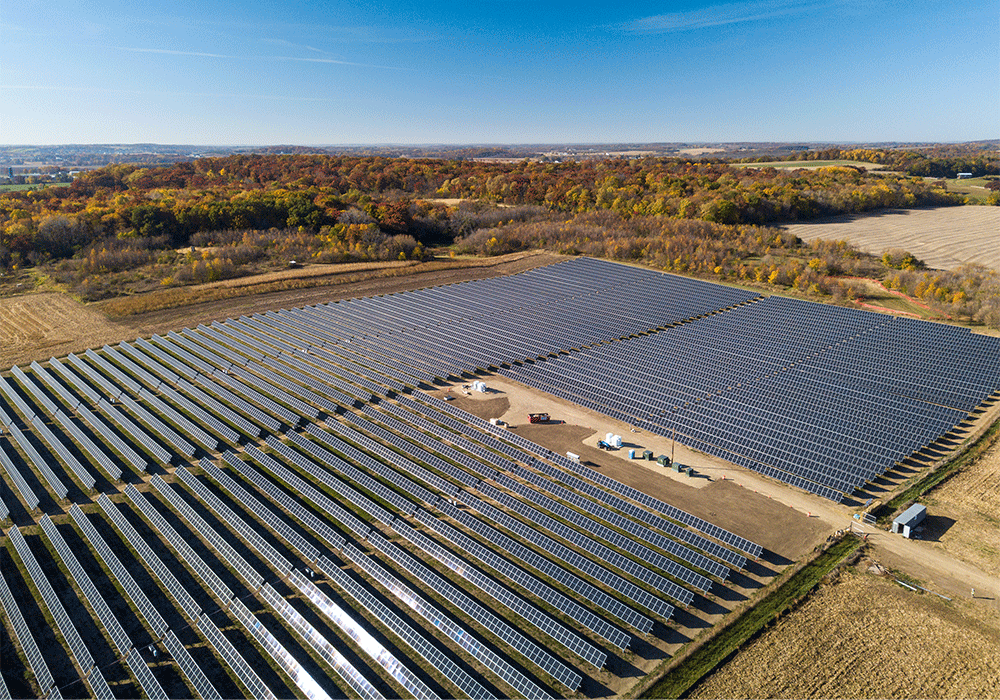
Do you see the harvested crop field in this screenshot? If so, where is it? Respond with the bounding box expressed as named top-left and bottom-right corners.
top-left (0, 292), bottom-right (139, 368)
top-left (922, 435), bottom-right (1000, 577)
top-left (783, 207), bottom-right (1000, 271)
top-left (690, 572), bottom-right (1000, 699)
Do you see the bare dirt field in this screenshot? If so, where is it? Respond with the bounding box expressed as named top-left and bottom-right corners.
top-left (690, 571), bottom-right (1000, 700)
top-left (783, 206), bottom-right (1000, 271)
top-left (0, 292), bottom-right (140, 368)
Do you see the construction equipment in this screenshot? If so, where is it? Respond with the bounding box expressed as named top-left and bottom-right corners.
top-left (527, 412), bottom-right (550, 424)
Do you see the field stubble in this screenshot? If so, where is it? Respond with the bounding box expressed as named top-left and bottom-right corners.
top-left (690, 572), bottom-right (1000, 699)
top-left (783, 207), bottom-right (1000, 271)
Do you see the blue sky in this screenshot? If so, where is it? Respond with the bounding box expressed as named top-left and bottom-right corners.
top-left (2, 0), bottom-right (997, 145)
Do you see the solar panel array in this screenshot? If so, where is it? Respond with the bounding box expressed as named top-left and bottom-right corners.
top-left (0, 546), bottom-right (57, 697)
top-left (16, 256), bottom-right (990, 699)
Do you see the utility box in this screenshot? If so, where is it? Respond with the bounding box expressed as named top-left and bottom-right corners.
top-left (643, 450), bottom-right (654, 461)
top-left (657, 454), bottom-right (671, 467)
top-left (892, 504), bottom-right (927, 538)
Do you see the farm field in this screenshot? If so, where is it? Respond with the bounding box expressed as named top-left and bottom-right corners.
top-left (782, 206), bottom-right (1000, 271)
top-left (740, 159), bottom-right (891, 170)
top-left (920, 435), bottom-right (1000, 578)
top-left (689, 571), bottom-right (1000, 700)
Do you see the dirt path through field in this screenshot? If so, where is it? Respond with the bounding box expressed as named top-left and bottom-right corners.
top-left (783, 207), bottom-right (1000, 271)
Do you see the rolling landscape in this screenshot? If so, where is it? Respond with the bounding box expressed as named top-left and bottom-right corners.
top-left (1, 0), bottom-right (998, 698)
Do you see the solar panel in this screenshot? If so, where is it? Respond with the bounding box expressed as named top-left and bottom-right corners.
top-left (0, 553), bottom-right (57, 696)
top-left (313, 555), bottom-right (495, 700)
top-left (76, 401), bottom-right (150, 472)
top-left (0, 439), bottom-right (40, 510)
top-left (157, 383), bottom-right (240, 444)
top-left (198, 612), bottom-right (277, 700)
top-left (29, 361), bottom-right (81, 410)
top-left (250, 441), bottom-right (372, 539)
top-left (3, 423), bottom-right (68, 499)
top-left (135, 386), bottom-right (219, 451)
top-left (192, 373), bottom-right (283, 432)
top-left (10, 365), bottom-right (58, 416)
top-left (124, 484), bottom-right (235, 603)
top-left (337, 545), bottom-right (551, 700)
top-left (68, 504), bottom-right (169, 638)
top-left (100, 344), bottom-right (163, 390)
top-left (366, 530), bottom-right (582, 690)
top-left (200, 457), bottom-right (319, 562)
top-left (288, 569), bottom-right (439, 700)
top-left (39, 515), bottom-right (132, 655)
top-left (392, 517), bottom-right (607, 668)
top-left (163, 629), bottom-right (223, 700)
top-left (167, 330), bottom-right (233, 371)
top-left (125, 647), bottom-right (168, 700)
top-left (177, 465), bottom-right (292, 573)
top-left (228, 596), bottom-right (335, 700)
top-left (8, 527), bottom-right (95, 685)
top-left (229, 449), bottom-right (347, 551)
top-left (413, 507), bottom-right (630, 649)
top-left (97, 494), bottom-right (203, 622)
top-left (210, 369), bottom-right (300, 425)
top-left (47, 356), bottom-right (102, 405)
top-left (28, 414), bottom-right (96, 490)
top-left (258, 583), bottom-right (384, 700)
top-left (51, 410), bottom-right (122, 481)
top-left (116, 394), bottom-right (196, 456)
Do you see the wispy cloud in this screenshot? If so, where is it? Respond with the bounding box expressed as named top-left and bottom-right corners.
top-left (1, 84), bottom-right (334, 102)
top-left (105, 44), bottom-right (409, 71)
top-left (620, 0), bottom-right (831, 33)
top-left (114, 46), bottom-right (237, 59)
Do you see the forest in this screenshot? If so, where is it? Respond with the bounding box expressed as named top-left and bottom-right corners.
top-left (1, 149), bottom-right (997, 326)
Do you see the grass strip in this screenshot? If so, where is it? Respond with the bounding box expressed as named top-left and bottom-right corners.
top-left (879, 415), bottom-right (1000, 522)
top-left (642, 535), bottom-right (862, 699)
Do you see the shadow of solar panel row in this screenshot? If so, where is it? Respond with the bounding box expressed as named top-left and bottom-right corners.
top-left (0, 556), bottom-right (58, 697)
top-left (97, 494), bottom-right (202, 620)
top-left (163, 628), bottom-right (224, 700)
top-left (260, 582), bottom-right (382, 700)
top-left (413, 391), bottom-right (762, 559)
top-left (284, 430), bottom-right (419, 517)
top-left (338, 411), bottom-right (482, 487)
top-left (39, 514), bottom-right (132, 654)
top-left (125, 647), bottom-right (167, 700)
top-left (479, 480), bottom-right (695, 604)
top-left (176, 466), bottom-right (293, 574)
top-left (413, 506), bottom-right (631, 650)
top-left (200, 457), bottom-right (320, 562)
top-left (8, 527), bottom-right (97, 686)
top-left (198, 611), bottom-right (277, 700)
top-left (226, 449), bottom-right (346, 551)
top-left (434, 497), bottom-right (653, 634)
top-left (126, 483), bottom-right (237, 601)
top-left (1, 418), bottom-right (68, 499)
top-left (68, 503), bottom-right (170, 638)
top-left (391, 517), bottom-right (607, 669)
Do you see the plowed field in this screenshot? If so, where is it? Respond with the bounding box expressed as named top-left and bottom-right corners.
top-left (690, 572), bottom-right (1000, 699)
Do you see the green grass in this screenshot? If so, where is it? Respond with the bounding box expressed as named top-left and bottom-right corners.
top-left (642, 536), bottom-right (863, 699)
top-left (0, 182), bottom-right (71, 192)
top-left (940, 177), bottom-right (995, 203)
top-left (878, 414), bottom-right (1000, 522)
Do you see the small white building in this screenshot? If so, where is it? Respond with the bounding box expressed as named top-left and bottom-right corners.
top-left (892, 503), bottom-right (926, 538)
